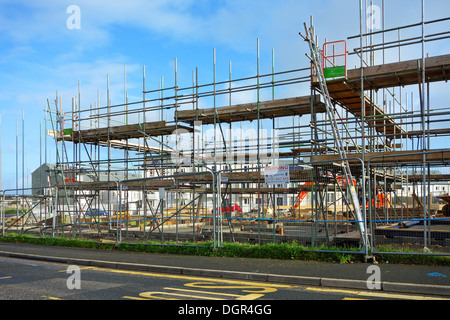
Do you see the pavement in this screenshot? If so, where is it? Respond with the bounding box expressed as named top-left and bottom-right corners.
top-left (0, 242), bottom-right (449, 298)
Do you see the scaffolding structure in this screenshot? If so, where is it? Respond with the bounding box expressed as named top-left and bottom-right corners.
top-left (2, 3), bottom-right (450, 256)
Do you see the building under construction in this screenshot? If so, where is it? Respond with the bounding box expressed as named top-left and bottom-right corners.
top-left (3, 8), bottom-right (450, 257)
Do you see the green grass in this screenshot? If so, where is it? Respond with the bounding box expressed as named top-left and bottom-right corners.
top-left (3, 208), bottom-right (26, 216)
top-left (373, 244), bottom-right (450, 266)
top-left (0, 233), bottom-right (114, 250)
top-left (0, 233), bottom-right (449, 266)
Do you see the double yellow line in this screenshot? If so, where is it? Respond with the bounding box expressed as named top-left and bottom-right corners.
top-left (63, 266), bottom-right (293, 301)
top-left (125, 287), bottom-right (264, 300)
top-left (306, 287), bottom-right (450, 300)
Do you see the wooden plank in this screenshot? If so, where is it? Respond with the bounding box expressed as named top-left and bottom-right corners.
top-left (174, 170), bottom-right (312, 183)
top-left (347, 54), bottom-right (450, 88)
top-left (311, 149), bottom-right (450, 163)
top-left (57, 179), bottom-right (174, 190)
top-left (408, 174), bottom-right (450, 182)
top-left (69, 121), bottom-right (193, 143)
top-left (225, 185), bottom-right (335, 194)
top-left (176, 96), bottom-right (325, 124)
top-left (226, 187), bottom-right (303, 194)
top-left (325, 81), bottom-right (404, 135)
top-left (175, 172), bottom-right (262, 183)
top-left (292, 143), bottom-right (402, 155)
top-left (312, 54), bottom-right (450, 135)
top-left (395, 128), bottom-right (450, 138)
top-left (62, 139), bottom-right (173, 153)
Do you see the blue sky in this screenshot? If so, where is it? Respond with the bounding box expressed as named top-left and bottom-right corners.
top-left (0, 0), bottom-right (449, 190)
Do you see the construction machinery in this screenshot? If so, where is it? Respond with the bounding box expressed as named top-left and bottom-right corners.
top-left (290, 182), bottom-right (311, 214)
top-left (438, 195), bottom-right (450, 217)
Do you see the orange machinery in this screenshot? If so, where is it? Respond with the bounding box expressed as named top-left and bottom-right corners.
top-left (290, 175), bottom-right (390, 212)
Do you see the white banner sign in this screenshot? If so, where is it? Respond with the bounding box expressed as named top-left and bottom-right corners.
top-left (264, 165), bottom-right (290, 186)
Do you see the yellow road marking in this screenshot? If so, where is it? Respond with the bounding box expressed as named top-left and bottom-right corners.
top-left (41, 296), bottom-right (63, 300)
top-left (122, 296), bottom-right (149, 300)
top-left (139, 291), bottom-right (224, 300)
top-left (123, 282), bottom-right (271, 300)
top-left (165, 286), bottom-right (244, 298)
top-left (69, 265), bottom-right (295, 289)
top-left (306, 287), bottom-right (450, 300)
top-left (235, 294), bottom-right (265, 300)
top-left (0, 276), bottom-right (12, 280)
top-left (61, 265), bottom-right (290, 301)
top-left (165, 287), bottom-right (264, 300)
top-left (184, 281), bottom-right (278, 293)
top-left (58, 266), bottom-right (94, 272)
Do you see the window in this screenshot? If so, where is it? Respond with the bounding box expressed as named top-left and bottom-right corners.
top-left (327, 193), bottom-right (335, 203)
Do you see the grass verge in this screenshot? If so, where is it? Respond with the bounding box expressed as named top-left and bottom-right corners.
top-left (0, 233), bottom-right (449, 265)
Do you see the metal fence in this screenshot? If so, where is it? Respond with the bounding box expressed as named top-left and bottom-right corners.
top-left (366, 151), bottom-right (450, 254)
top-left (1, 155), bottom-right (449, 258)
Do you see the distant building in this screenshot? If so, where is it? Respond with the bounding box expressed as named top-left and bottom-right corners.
top-left (32, 163), bottom-right (142, 194)
top-left (31, 163), bottom-right (151, 215)
top-left (31, 163), bottom-right (61, 195)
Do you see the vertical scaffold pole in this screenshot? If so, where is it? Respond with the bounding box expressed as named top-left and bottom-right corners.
top-left (360, 0), bottom-right (368, 255)
top-left (421, 0), bottom-right (428, 248)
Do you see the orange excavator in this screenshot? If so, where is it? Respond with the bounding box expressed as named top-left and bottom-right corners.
top-left (290, 175), bottom-right (389, 212)
top-left (291, 174), bottom-right (357, 212)
top-left (291, 182), bottom-right (311, 213)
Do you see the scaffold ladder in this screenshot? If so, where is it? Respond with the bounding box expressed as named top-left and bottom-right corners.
top-left (300, 21), bottom-right (367, 245)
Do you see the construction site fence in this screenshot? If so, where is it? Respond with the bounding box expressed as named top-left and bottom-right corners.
top-left (1, 154), bottom-right (449, 258)
top-left (366, 150), bottom-right (450, 255)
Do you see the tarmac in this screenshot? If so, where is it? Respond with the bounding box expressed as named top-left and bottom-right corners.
top-left (0, 241), bottom-right (449, 298)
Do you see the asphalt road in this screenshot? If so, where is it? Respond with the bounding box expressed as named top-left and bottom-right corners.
top-left (1, 240), bottom-right (450, 313)
top-left (1, 242), bottom-right (449, 288)
top-left (1, 255), bottom-right (448, 303)
top-left (0, 256), bottom-right (337, 301)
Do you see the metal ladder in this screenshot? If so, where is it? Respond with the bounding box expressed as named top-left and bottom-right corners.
top-left (300, 21), bottom-right (367, 245)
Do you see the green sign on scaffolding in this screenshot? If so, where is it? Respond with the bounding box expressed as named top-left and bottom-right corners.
top-left (323, 65), bottom-right (346, 79)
